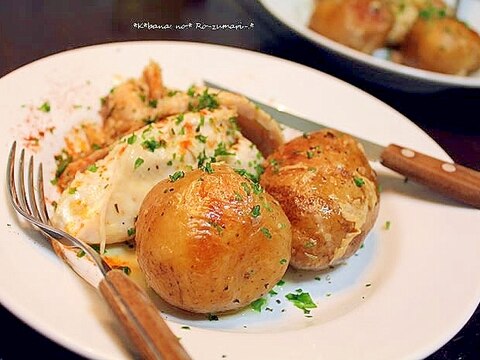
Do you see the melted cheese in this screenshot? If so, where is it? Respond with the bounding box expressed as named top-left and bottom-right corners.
top-left (52, 107), bottom-right (264, 246)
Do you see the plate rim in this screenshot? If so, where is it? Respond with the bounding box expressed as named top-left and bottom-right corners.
top-left (0, 40), bottom-right (479, 360)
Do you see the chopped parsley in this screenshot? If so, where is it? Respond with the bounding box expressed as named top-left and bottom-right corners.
top-left (76, 249), bottom-right (86, 258)
top-left (127, 134), bottom-right (137, 144)
top-left (143, 117), bottom-right (156, 125)
top-left (196, 115), bottom-right (205, 132)
top-left (127, 227), bottom-right (136, 237)
top-left (384, 221), bottom-right (391, 230)
top-left (87, 164), bottom-right (98, 172)
top-left (306, 151), bottom-right (314, 159)
top-left (68, 187), bottom-right (77, 194)
top-left (167, 90), bottom-right (179, 97)
top-left (206, 313), bottom-right (219, 321)
top-left (148, 99), bottom-right (158, 108)
top-left (268, 289), bottom-right (278, 296)
top-left (175, 113), bottom-right (184, 125)
top-left (214, 142), bottom-right (234, 157)
top-left (250, 297), bottom-right (267, 312)
top-left (251, 182), bottom-right (263, 195)
top-left (277, 280), bottom-right (285, 286)
top-left (38, 101), bottom-right (51, 113)
top-left (92, 143), bottom-right (102, 150)
top-left (134, 157), bottom-right (144, 169)
top-left (234, 192), bottom-right (243, 202)
top-left (285, 291), bottom-right (317, 314)
top-left (187, 85), bottom-right (196, 97)
top-left (138, 93), bottom-right (146, 102)
top-left (280, 258), bottom-right (287, 265)
top-left (353, 176), bottom-right (365, 187)
top-left (120, 266), bottom-right (132, 275)
top-left (166, 160), bottom-right (173, 166)
top-left (203, 162), bottom-right (214, 174)
top-left (269, 158), bottom-right (280, 173)
top-left (240, 182), bottom-right (251, 196)
top-left (260, 227), bottom-right (272, 239)
top-left (54, 151), bottom-right (73, 179)
top-left (169, 171), bottom-right (185, 182)
top-left (195, 134), bottom-right (207, 143)
top-left (251, 205), bottom-right (261, 218)
top-left (142, 139), bottom-right (165, 152)
top-left (195, 89), bottom-right (219, 111)
top-left (419, 5), bottom-right (447, 20)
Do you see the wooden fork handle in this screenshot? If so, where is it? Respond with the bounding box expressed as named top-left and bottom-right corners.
top-left (99, 270), bottom-right (192, 360)
top-left (380, 144), bottom-right (480, 208)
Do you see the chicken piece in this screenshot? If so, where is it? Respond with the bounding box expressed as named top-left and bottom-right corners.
top-left (142, 60), bottom-right (166, 99)
top-left (260, 129), bottom-right (379, 271)
top-left (101, 67), bottom-right (284, 156)
top-left (401, 17), bottom-right (480, 75)
top-left (51, 107), bottom-right (265, 249)
top-left (309, 0), bottom-right (394, 54)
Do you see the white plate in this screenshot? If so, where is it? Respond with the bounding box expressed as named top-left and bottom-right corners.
top-left (1, 42), bottom-right (479, 360)
top-left (259, 0), bottom-right (480, 92)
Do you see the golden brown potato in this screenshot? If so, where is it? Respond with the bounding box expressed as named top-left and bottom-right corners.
top-left (260, 130), bottom-right (379, 271)
top-left (309, 0), bottom-right (394, 54)
top-left (401, 17), bottom-right (480, 75)
top-left (386, 0), bottom-right (452, 45)
top-left (135, 164), bottom-right (291, 313)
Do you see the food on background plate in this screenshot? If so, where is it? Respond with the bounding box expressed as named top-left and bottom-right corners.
top-left (309, 0), bottom-right (395, 54)
top-left (308, 0), bottom-right (480, 75)
top-left (261, 129), bottom-right (379, 270)
top-left (136, 164), bottom-right (291, 313)
top-left (401, 17), bottom-right (480, 75)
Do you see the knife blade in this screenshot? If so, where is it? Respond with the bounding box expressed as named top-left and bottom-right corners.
top-left (204, 80), bottom-right (480, 208)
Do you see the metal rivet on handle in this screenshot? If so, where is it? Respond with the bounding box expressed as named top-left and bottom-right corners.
top-left (400, 148), bottom-right (415, 158)
top-left (441, 163), bottom-right (456, 173)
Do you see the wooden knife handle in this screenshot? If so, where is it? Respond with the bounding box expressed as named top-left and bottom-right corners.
top-left (99, 270), bottom-right (192, 360)
top-left (380, 144), bottom-right (480, 208)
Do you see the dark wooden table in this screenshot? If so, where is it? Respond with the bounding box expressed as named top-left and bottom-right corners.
top-left (1, 1), bottom-right (479, 359)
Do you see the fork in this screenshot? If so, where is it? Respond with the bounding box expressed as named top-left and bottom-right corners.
top-left (6, 142), bottom-right (192, 360)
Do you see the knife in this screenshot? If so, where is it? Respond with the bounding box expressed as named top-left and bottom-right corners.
top-left (204, 80), bottom-right (480, 208)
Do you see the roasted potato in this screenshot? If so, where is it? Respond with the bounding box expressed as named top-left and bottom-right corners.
top-left (260, 130), bottom-right (379, 271)
top-left (309, 0), bottom-right (394, 54)
top-left (401, 16), bottom-right (480, 75)
top-left (135, 164), bottom-right (291, 313)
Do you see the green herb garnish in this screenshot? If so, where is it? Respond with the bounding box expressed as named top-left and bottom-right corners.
top-left (87, 164), bottom-right (98, 172)
top-left (127, 133), bottom-right (137, 144)
top-left (260, 227), bottom-right (272, 239)
top-left (353, 176), bottom-right (365, 187)
top-left (250, 297), bottom-right (267, 312)
top-left (251, 205), bottom-right (261, 218)
top-left (169, 171), bottom-right (185, 182)
top-left (127, 227), bottom-right (136, 237)
top-left (148, 99), bottom-right (158, 108)
top-left (285, 291), bottom-right (317, 313)
top-left (214, 142), bottom-right (234, 157)
top-left (38, 101), bottom-right (51, 113)
top-left (134, 157), bottom-right (144, 169)
top-left (195, 134), bottom-right (207, 143)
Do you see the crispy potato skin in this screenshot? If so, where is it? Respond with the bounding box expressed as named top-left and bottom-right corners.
top-left (136, 164), bottom-right (291, 313)
top-left (401, 17), bottom-right (480, 75)
top-left (261, 130), bottom-right (379, 271)
top-left (309, 0), bottom-right (394, 54)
